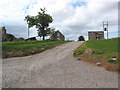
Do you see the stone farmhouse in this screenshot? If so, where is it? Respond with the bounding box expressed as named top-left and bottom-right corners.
top-left (49, 30), bottom-right (65, 41)
top-left (88, 31), bottom-right (104, 40)
top-left (0, 26), bottom-right (16, 41)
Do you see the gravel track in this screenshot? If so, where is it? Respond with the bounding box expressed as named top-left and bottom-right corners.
top-left (2, 41), bottom-right (118, 88)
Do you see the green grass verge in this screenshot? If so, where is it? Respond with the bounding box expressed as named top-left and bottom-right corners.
top-left (2, 40), bottom-right (70, 58)
top-left (74, 38), bottom-right (120, 73)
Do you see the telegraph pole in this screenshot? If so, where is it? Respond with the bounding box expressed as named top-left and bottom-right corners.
top-left (103, 21), bottom-right (108, 39)
top-left (27, 23), bottom-right (29, 40)
top-left (28, 28), bottom-right (29, 39)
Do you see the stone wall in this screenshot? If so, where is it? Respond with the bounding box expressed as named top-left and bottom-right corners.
top-left (88, 31), bottom-right (104, 40)
top-left (50, 31), bottom-right (65, 41)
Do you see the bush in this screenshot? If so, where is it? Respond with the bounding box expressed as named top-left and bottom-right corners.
top-left (74, 49), bottom-right (83, 56)
top-left (108, 59), bottom-right (117, 64)
top-left (78, 36), bottom-right (85, 41)
top-left (16, 37), bottom-right (25, 41)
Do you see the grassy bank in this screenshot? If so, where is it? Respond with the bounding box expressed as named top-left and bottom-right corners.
top-left (2, 41), bottom-right (69, 58)
top-left (74, 38), bottom-right (119, 73)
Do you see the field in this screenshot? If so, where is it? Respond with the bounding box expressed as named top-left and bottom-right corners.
top-left (74, 38), bottom-right (120, 73)
top-left (2, 40), bottom-right (69, 58)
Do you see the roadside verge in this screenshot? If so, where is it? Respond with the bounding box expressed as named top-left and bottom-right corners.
top-left (2, 41), bottom-right (70, 58)
top-left (74, 38), bottom-right (119, 73)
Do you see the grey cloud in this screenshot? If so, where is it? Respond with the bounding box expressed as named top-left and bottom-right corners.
top-left (0, 1), bottom-right (118, 41)
top-left (5, 25), bottom-right (28, 39)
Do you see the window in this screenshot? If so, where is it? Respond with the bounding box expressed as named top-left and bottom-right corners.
top-left (57, 33), bottom-right (60, 37)
top-left (57, 38), bottom-right (60, 40)
top-left (96, 35), bottom-right (100, 40)
top-left (2, 30), bottom-right (4, 34)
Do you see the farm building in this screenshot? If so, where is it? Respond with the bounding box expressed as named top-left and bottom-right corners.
top-left (88, 31), bottom-right (104, 40)
top-left (0, 26), bottom-right (16, 41)
top-left (49, 30), bottom-right (65, 41)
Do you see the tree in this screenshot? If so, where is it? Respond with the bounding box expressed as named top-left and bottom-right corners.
top-left (25, 8), bottom-right (53, 40)
top-left (37, 27), bottom-right (55, 40)
top-left (78, 36), bottom-right (85, 41)
top-left (16, 37), bottom-right (25, 41)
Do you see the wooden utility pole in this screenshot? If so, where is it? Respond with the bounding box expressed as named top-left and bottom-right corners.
top-left (27, 23), bottom-right (29, 40)
top-left (103, 21), bottom-right (108, 39)
top-left (28, 27), bottom-right (29, 39)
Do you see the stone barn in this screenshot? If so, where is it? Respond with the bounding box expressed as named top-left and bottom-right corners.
top-left (88, 31), bottom-right (104, 40)
top-left (49, 30), bottom-right (65, 41)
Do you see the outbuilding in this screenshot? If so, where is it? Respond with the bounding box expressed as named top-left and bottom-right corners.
top-left (49, 30), bottom-right (65, 41)
top-left (88, 31), bottom-right (104, 40)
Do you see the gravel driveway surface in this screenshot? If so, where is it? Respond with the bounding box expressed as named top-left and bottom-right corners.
top-left (2, 41), bottom-right (118, 88)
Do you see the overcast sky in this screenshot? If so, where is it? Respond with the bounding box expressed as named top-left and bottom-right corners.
top-left (0, 0), bottom-right (119, 40)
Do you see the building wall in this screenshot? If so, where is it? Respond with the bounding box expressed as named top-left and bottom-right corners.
top-left (88, 32), bottom-right (96, 40)
top-left (88, 32), bottom-right (104, 40)
top-left (50, 31), bottom-right (65, 41)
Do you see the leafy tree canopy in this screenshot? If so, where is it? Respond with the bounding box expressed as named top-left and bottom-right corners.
top-left (78, 36), bottom-right (85, 41)
top-left (25, 8), bottom-right (53, 40)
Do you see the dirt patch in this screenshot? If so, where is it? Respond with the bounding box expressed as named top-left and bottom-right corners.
top-left (75, 55), bottom-right (118, 74)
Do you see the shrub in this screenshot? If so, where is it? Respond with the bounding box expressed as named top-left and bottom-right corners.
top-left (16, 37), bottom-right (25, 41)
top-left (78, 36), bottom-right (85, 41)
top-left (74, 50), bottom-right (83, 56)
top-left (108, 59), bottom-right (117, 64)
